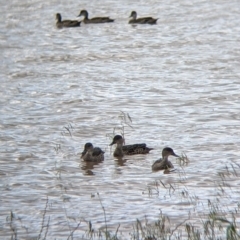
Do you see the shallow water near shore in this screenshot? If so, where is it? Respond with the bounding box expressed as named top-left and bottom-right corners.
top-left (0, 0), bottom-right (240, 238)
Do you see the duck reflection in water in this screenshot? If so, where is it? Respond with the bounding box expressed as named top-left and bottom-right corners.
top-left (81, 161), bottom-right (103, 175)
top-left (115, 157), bottom-right (127, 166)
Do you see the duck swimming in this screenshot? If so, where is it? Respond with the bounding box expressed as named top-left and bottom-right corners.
top-left (77, 10), bottom-right (114, 24)
top-left (109, 135), bottom-right (125, 158)
top-left (55, 13), bottom-right (81, 28)
top-left (128, 11), bottom-right (158, 25)
top-left (81, 142), bottom-right (105, 162)
top-left (109, 135), bottom-right (153, 158)
top-left (152, 147), bottom-right (179, 171)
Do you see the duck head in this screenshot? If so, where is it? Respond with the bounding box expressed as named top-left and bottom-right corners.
top-left (84, 142), bottom-right (94, 151)
top-left (162, 147), bottom-right (179, 158)
top-left (129, 11), bottom-right (137, 19)
top-left (78, 10), bottom-right (88, 18)
top-left (56, 13), bottom-right (62, 22)
top-left (109, 135), bottom-right (124, 146)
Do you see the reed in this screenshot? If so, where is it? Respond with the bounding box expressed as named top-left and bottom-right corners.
top-left (176, 152), bottom-right (189, 167)
top-left (5, 196), bottom-right (239, 240)
top-left (106, 111), bottom-right (133, 143)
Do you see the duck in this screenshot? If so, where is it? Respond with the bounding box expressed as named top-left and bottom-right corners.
top-left (81, 142), bottom-right (105, 162)
top-left (128, 11), bottom-right (158, 25)
top-left (77, 10), bottom-right (114, 24)
top-left (55, 13), bottom-right (81, 28)
top-left (109, 135), bottom-right (153, 157)
top-left (152, 147), bottom-right (179, 171)
top-left (109, 135), bottom-right (125, 158)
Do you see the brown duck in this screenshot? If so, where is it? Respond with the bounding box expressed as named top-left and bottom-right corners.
top-left (55, 13), bottom-right (81, 28)
top-left (77, 10), bottom-right (114, 24)
top-left (129, 11), bottom-right (158, 25)
top-left (109, 135), bottom-right (153, 158)
top-left (152, 147), bottom-right (179, 171)
top-left (81, 142), bottom-right (105, 162)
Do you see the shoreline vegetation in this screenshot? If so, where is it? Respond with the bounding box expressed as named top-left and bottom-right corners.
top-left (5, 164), bottom-right (240, 240)
top-left (5, 191), bottom-right (240, 240)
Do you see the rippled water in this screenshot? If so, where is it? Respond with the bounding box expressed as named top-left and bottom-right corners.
top-left (1, 0), bottom-right (240, 238)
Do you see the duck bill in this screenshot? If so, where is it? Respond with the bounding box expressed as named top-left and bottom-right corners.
top-left (109, 141), bottom-right (115, 146)
top-left (173, 153), bottom-right (180, 157)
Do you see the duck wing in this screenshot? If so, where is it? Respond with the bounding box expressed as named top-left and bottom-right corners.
top-left (152, 158), bottom-right (166, 171)
top-left (138, 17), bottom-right (154, 21)
top-left (152, 158), bottom-right (174, 171)
top-left (122, 144), bottom-right (153, 155)
top-left (138, 17), bottom-right (158, 24)
top-left (89, 17), bottom-right (114, 23)
top-left (62, 20), bottom-right (81, 27)
top-left (92, 147), bottom-right (104, 156)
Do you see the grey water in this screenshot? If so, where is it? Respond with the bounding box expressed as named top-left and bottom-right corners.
top-left (0, 0), bottom-right (240, 238)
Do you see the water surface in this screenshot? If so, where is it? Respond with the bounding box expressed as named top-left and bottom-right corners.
top-left (0, 0), bottom-right (240, 238)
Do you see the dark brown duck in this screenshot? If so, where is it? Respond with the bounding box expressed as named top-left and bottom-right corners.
top-left (129, 11), bottom-right (158, 24)
top-left (152, 147), bottom-right (179, 171)
top-left (109, 135), bottom-right (153, 158)
top-left (81, 142), bottom-right (105, 162)
top-left (55, 13), bottom-right (81, 28)
top-left (77, 10), bottom-right (114, 24)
